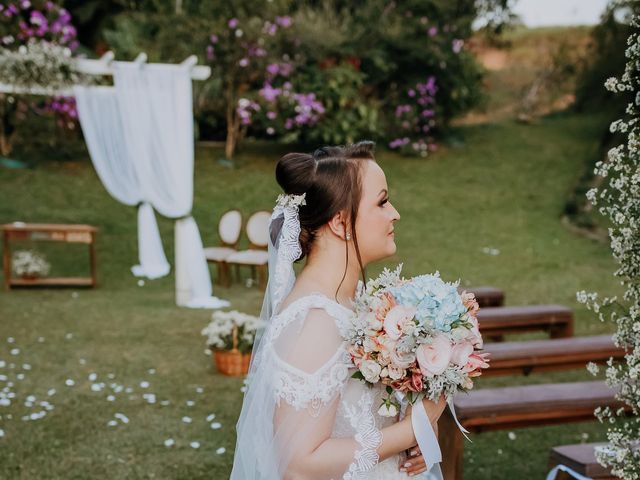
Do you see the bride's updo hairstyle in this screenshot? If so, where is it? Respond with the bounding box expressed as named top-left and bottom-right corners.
top-left (275, 140), bottom-right (375, 295)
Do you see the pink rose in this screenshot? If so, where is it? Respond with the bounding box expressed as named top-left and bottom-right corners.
top-left (384, 305), bottom-right (416, 340)
top-left (451, 341), bottom-right (474, 367)
top-left (416, 334), bottom-right (452, 377)
top-left (466, 315), bottom-right (483, 348)
top-left (410, 371), bottom-right (423, 392)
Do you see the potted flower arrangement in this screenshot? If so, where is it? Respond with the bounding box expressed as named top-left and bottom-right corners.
top-left (202, 310), bottom-right (264, 376)
top-left (11, 250), bottom-right (50, 280)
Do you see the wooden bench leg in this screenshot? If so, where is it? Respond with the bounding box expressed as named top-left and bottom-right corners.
top-left (550, 321), bottom-right (573, 338)
top-left (439, 409), bottom-right (464, 480)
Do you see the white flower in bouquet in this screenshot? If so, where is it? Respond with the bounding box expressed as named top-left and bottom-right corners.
top-left (12, 250), bottom-right (50, 277)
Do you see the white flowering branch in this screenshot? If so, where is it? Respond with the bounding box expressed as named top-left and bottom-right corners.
top-left (0, 39), bottom-right (90, 95)
top-left (577, 15), bottom-right (640, 479)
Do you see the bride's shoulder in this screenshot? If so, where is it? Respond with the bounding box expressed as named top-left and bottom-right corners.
top-left (273, 291), bottom-right (353, 336)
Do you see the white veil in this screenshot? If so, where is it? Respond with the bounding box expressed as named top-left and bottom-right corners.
top-left (231, 193), bottom-right (311, 478)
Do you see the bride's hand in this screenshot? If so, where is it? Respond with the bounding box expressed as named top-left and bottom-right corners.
top-left (399, 446), bottom-right (427, 476)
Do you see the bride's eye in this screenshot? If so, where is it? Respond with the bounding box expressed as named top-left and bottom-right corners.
top-left (379, 197), bottom-right (389, 207)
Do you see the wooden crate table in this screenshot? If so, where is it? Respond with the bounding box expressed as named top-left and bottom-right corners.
top-left (2, 223), bottom-right (97, 289)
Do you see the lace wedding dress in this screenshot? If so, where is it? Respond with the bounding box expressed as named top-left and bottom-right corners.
top-left (231, 292), bottom-right (421, 479)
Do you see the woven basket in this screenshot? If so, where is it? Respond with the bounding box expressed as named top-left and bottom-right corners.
top-left (213, 325), bottom-right (251, 376)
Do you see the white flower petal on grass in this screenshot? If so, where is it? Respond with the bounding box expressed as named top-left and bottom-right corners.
top-left (240, 386), bottom-right (247, 393)
top-left (195, 387), bottom-right (204, 394)
top-left (148, 369), bottom-right (156, 375)
top-left (65, 333), bottom-right (73, 340)
top-left (140, 381), bottom-right (150, 389)
top-left (7, 338), bottom-right (14, 344)
top-left (37, 337), bottom-right (45, 343)
top-left (164, 438), bottom-right (175, 448)
top-left (216, 447), bottom-right (226, 454)
top-left (190, 441), bottom-right (200, 449)
top-left (91, 384), bottom-right (103, 392)
top-left (114, 413), bottom-right (129, 424)
top-left (22, 364), bottom-right (31, 370)
top-left (107, 420), bottom-right (118, 427)
top-left (182, 416), bottom-right (192, 424)
top-left (0, 361), bottom-right (5, 368)
top-left (0, 375), bottom-right (7, 381)
top-left (10, 349), bottom-right (19, 356)
top-left (26, 395), bottom-right (35, 403)
top-left (16, 374), bottom-right (24, 381)
top-left (79, 358), bottom-right (86, 365)
top-left (107, 373), bottom-right (115, 379)
top-left (143, 394), bottom-right (156, 404)
top-left (125, 387), bottom-right (133, 394)
top-left (47, 388), bottom-right (56, 396)
top-left (88, 373), bottom-right (97, 382)
top-left (206, 413), bottom-right (216, 422)
top-left (137, 280), bottom-right (145, 287)
top-left (65, 379), bottom-right (75, 387)
top-left (106, 395), bottom-right (115, 402)
top-left (210, 422), bottom-right (222, 430)
top-left (204, 349), bottom-right (211, 356)
top-left (0, 428), bottom-right (4, 438)
top-left (186, 400), bottom-right (195, 407)
top-left (0, 399), bottom-right (10, 407)
top-left (160, 400), bottom-right (170, 406)
top-left (71, 292), bottom-right (79, 299)
top-left (508, 432), bottom-right (516, 440)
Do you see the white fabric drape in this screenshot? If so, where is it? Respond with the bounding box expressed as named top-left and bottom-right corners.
top-left (74, 85), bottom-right (171, 279)
top-left (113, 62), bottom-right (229, 308)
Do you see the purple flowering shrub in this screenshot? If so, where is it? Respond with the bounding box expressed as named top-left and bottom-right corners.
top-left (388, 77), bottom-right (438, 157)
top-left (203, 14), bottom-right (296, 158)
top-left (0, 0), bottom-right (80, 150)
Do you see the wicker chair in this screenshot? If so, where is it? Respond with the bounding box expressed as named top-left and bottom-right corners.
top-left (225, 211), bottom-right (270, 288)
top-left (204, 209), bottom-right (242, 287)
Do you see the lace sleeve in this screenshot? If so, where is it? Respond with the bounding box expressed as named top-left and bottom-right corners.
top-left (270, 304), bottom-right (383, 479)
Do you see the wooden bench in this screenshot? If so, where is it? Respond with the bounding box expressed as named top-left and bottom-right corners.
top-left (439, 381), bottom-right (629, 480)
top-left (458, 286), bottom-right (504, 308)
top-left (482, 335), bottom-right (623, 377)
top-left (478, 304), bottom-right (574, 342)
top-left (548, 443), bottom-right (618, 480)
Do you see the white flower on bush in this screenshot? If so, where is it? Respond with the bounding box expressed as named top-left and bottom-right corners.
top-left (582, 17), bottom-right (640, 479)
top-left (0, 39), bottom-right (90, 93)
top-left (201, 310), bottom-right (264, 353)
top-left (12, 250), bottom-right (50, 277)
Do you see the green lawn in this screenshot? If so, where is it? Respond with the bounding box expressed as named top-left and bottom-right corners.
top-left (0, 107), bottom-right (623, 479)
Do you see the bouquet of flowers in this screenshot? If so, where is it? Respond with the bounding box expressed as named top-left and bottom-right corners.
top-left (345, 264), bottom-right (489, 415)
top-left (12, 250), bottom-right (51, 278)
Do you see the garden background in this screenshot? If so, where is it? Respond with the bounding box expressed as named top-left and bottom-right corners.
top-left (0, 0), bottom-right (637, 478)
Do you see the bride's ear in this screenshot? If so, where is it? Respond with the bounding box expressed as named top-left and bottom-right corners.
top-left (327, 210), bottom-right (349, 240)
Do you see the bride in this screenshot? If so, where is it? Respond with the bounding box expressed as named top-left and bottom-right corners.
top-left (231, 141), bottom-right (447, 479)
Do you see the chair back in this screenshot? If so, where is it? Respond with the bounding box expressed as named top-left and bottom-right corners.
top-left (246, 211), bottom-right (271, 249)
top-left (218, 209), bottom-right (242, 247)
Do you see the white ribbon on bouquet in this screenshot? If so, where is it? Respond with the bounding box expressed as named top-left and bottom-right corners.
top-left (398, 394), bottom-right (471, 479)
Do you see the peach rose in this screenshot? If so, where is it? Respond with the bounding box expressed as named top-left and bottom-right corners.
top-left (416, 334), bottom-right (453, 377)
top-left (376, 293), bottom-right (397, 322)
top-left (464, 352), bottom-right (490, 376)
top-left (384, 305), bottom-right (417, 340)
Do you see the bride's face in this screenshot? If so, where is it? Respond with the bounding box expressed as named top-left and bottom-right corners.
top-left (354, 160), bottom-right (400, 265)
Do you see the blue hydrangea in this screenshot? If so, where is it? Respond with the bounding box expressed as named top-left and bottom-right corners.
top-left (388, 273), bottom-right (466, 332)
